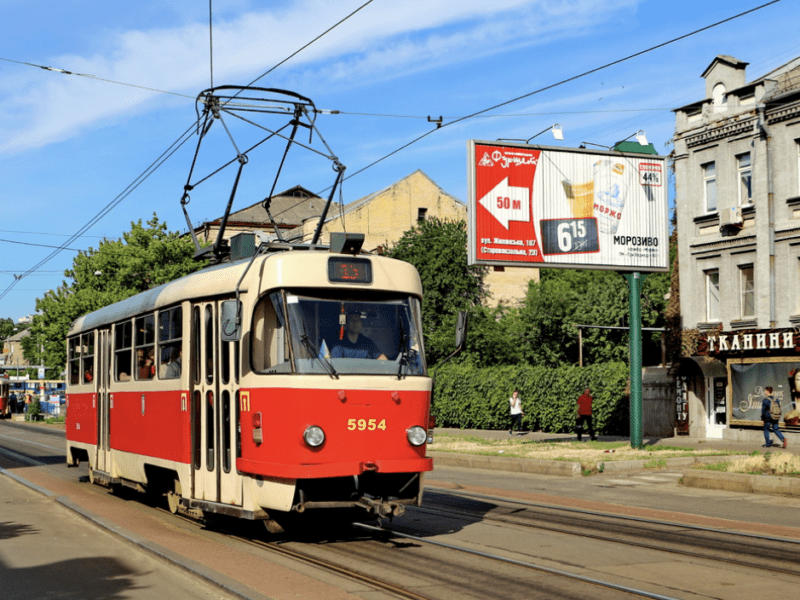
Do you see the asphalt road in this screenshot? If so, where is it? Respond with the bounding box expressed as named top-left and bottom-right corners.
top-left (3, 420), bottom-right (800, 600)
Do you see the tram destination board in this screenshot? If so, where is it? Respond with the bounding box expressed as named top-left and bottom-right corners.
top-left (466, 140), bottom-right (669, 272)
top-left (328, 257), bottom-right (372, 284)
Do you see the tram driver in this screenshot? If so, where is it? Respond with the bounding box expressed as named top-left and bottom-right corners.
top-left (331, 311), bottom-right (387, 360)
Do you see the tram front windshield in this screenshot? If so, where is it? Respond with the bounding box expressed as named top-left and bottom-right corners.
top-left (266, 292), bottom-right (426, 376)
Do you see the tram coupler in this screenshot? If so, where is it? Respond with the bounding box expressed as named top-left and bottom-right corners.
top-left (356, 497), bottom-right (406, 518)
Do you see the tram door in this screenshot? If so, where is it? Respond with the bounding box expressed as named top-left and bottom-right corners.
top-left (191, 302), bottom-right (242, 506)
top-left (96, 328), bottom-right (112, 474)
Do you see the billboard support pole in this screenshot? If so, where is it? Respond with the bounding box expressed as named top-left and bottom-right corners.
top-left (623, 272), bottom-right (646, 449)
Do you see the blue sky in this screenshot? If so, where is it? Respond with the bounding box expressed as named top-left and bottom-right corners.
top-left (0, 0), bottom-right (796, 322)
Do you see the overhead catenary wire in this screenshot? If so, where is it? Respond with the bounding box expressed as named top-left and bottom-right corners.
top-left (240, 0), bottom-right (376, 90)
top-left (0, 56), bottom-right (194, 100)
top-left (0, 118), bottom-right (201, 304)
top-left (0, 2), bottom-right (378, 308)
top-left (338, 0), bottom-right (783, 185)
top-left (0, 0), bottom-right (782, 307)
top-left (263, 0), bottom-right (783, 223)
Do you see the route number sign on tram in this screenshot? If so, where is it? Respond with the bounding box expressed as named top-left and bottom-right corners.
top-left (467, 141), bottom-right (669, 272)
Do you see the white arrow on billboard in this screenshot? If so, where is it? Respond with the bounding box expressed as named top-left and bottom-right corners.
top-left (478, 177), bottom-right (530, 229)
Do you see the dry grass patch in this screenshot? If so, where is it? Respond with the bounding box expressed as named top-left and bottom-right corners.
top-left (429, 433), bottom-right (733, 470)
top-left (722, 452), bottom-right (800, 476)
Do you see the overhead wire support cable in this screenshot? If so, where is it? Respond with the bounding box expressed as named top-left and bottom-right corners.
top-left (209, 0), bottom-right (214, 89)
top-left (336, 0), bottom-right (783, 186)
top-left (240, 0), bottom-right (376, 91)
top-left (0, 56), bottom-right (193, 99)
top-left (0, 119), bottom-right (201, 304)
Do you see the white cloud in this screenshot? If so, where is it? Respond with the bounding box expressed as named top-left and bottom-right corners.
top-left (0, 0), bottom-right (641, 153)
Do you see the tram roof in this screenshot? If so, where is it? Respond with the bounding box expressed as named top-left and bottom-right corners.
top-left (68, 249), bottom-right (422, 336)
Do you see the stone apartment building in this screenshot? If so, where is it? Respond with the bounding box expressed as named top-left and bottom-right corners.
top-left (191, 171), bottom-right (538, 307)
top-left (297, 170), bottom-right (539, 307)
top-left (673, 55), bottom-right (800, 441)
top-left (189, 185), bottom-right (326, 248)
top-left (0, 328), bottom-right (31, 373)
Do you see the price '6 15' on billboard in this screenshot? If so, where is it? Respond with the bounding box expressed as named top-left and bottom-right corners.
top-left (467, 140), bottom-right (669, 272)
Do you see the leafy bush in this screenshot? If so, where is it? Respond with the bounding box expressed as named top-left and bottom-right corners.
top-left (27, 397), bottom-right (42, 421)
top-left (432, 362), bottom-right (630, 434)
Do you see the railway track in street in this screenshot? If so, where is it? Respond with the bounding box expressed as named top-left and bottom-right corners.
top-left (417, 487), bottom-right (800, 578)
top-left (4, 423), bottom-right (800, 600)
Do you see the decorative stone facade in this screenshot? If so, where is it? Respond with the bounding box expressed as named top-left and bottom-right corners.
top-left (673, 55), bottom-right (800, 440)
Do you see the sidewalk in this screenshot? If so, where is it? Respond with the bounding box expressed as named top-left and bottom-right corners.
top-left (0, 467), bottom-right (261, 600)
top-left (433, 427), bottom-right (799, 455)
top-left (430, 427), bottom-right (800, 496)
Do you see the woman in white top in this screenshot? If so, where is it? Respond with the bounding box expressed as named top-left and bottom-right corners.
top-left (509, 390), bottom-right (523, 435)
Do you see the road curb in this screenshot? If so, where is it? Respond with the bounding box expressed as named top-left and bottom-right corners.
top-left (682, 469), bottom-right (800, 497)
top-left (430, 451), bottom-right (748, 477)
top-left (430, 451), bottom-right (582, 476)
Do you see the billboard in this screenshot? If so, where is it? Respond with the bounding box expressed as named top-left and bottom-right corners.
top-left (467, 141), bottom-right (669, 272)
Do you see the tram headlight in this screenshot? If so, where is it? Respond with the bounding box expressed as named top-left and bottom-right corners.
top-left (407, 426), bottom-right (427, 447)
top-left (303, 425), bottom-right (325, 448)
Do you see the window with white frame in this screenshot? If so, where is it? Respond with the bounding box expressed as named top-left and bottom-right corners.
top-left (706, 269), bottom-right (720, 322)
top-left (739, 265), bottom-right (754, 318)
top-left (737, 153), bottom-right (751, 205)
top-left (796, 140), bottom-right (800, 195)
top-left (703, 162), bottom-right (717, 212)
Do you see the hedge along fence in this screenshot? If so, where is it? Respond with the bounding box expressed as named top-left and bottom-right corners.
top-left (432, 362), bottom-right (630, 435)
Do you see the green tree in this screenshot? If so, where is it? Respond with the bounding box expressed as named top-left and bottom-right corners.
top-left (517, 266), bottom-right (669, 368)
top-left (0, 318), bottom-right (29, 344)
top-left (23, 215), bottom-right (205, 371)
top-left (385, 218), bottom-right (488, 365)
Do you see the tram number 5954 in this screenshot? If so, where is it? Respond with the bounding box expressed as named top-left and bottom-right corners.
top-left (347, 418), bottom-right (387, 431)
top-left (540, 217), bottom-right (600, 255)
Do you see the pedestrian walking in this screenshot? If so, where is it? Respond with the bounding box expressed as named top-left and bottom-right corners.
top-left (509, 390), bottom-right (523, 435)
top-left (761, 386), bottom-right (787, 448)
top-left (576, 388), bottom-right (597, 442)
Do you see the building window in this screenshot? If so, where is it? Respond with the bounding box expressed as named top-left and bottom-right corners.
top-left (703, 162), bottom-right (717, 212)
top-left (706, 270), bottom-right (720, 322)
top-left (797, 140), bottom-right (800, 195)
top-left (712, 83), bottom-right (727, 112)
top-left (417, 207), bottom-right (428, 223)
top-left (739, 265), bottom-right (754, 318)
top-left (737, 153), bottom-right (752, 205)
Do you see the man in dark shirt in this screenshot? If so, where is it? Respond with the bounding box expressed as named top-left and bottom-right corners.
top-left (331, 312), bottom-right (387, 360)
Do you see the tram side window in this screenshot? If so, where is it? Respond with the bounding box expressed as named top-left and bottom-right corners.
top-left (115, 321), bottom-right (133, 381)
top-left (192, 307), bottom-right (201, 385)
top-left (252, 293), bottom-right (290, 373)
top-left (158, 307), bottom-right (182, 379)
top-left (135, 314), bottom-right (156, 380)
top-left (82, 332), bottom-right (95, 383)
top-left (68, 337), bottom-right (80, 385)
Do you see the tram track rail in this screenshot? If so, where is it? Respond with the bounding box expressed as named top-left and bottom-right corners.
top-left (352, 522), bottom-right (681, 600)
top-left (420, 487), bottom-right (800, 577)
top-left (165, 502), bottom-right (686, 600)
top-left (4, 426), bottom-right (799, 600)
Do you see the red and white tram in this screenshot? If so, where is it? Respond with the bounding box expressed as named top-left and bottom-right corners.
top-left (0, 373), bottom-right (10, 418)
top-left (65, 235), bottom-right (435, 528)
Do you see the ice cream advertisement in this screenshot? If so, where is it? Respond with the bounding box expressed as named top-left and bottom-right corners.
top-left (467, 141), bottom-right (669, 272)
